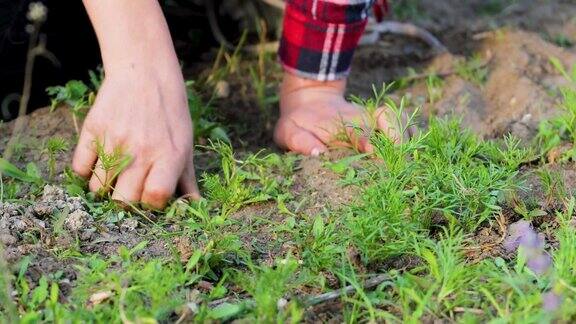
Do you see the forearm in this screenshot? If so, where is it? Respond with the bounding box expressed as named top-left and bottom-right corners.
top-left (83, 0), bottom-right (180, 77)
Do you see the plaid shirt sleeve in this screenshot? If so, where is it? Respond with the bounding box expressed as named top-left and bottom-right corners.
top-left (278, 0), bottom-right (385, 81)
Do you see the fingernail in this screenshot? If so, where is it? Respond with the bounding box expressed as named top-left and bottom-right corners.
top-left (311, 148), bottom-right (321, 157)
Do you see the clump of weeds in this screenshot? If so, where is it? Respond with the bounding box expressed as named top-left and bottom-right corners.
top-left (4, 59), bottom-right (576, 322)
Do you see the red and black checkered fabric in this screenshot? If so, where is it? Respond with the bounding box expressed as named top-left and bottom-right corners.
top-left (279, 0), bottom-right (387, 81)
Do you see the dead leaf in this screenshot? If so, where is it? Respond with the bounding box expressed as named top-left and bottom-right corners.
top-left (87, 291), bottom-right (113, 308)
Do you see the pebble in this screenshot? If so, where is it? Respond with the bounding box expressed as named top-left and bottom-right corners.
top-left (120, 218), bottom-right (139, 232)
top-left (65, 210), bottom-right (92, 232)
top-left (0, 233), bottom-right (17, 245)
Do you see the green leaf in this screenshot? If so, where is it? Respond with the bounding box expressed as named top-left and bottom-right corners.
top-left (65, 183), bottom-right (85, 197)
top-left (20, 312), bottom-right (40, 324)
top-left (550, 57), bottom-right (571, 81)
top-left (65, 80), bottom-right (89, 100)
top-left (209, 303), bottom-right (242, 319)
top-left (185, 249), bottom-right (203, 273)
top-left (26, 162), bottom-right (42, 179)
top-left (210, 127), bottom-right (230, 143)
top-left (31, 276), bottom-right (49, 308)
top-left (326, 154), bottom-right (368, 174)
top-left (0, 158), bottom-right (43, 184)
top-left (129, 240), bottom-right (149, 256)
top-left (50, 282), bottom-right (59, 303)
top-left (312, 216), bottom-right (324, 238)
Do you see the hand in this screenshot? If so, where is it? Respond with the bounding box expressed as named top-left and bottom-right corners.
top-left (77, 0), bottom-right (200, 209)
top-left (72, 65), bottom-right (200, 209)
top-left (275, 73), bottom-right (410, 155)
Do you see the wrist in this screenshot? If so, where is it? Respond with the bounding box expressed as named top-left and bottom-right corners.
top-left (280, 72), bottom-right (347, 97)
top-left (84, 0), bottom-right (180, 78)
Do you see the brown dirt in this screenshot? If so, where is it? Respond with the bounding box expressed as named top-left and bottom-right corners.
top-left (0, 107), bottom-right (76, 177)
top-left (350, 0), bottom-right (576, 141)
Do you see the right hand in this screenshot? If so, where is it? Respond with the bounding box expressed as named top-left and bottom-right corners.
top-left (78, 0), bottom-right (201, 209)
top-left (72, 63), bottom-right (200, 209)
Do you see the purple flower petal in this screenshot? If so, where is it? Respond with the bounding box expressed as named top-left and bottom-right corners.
top-left (527, 253), bottom-right (552, 275)
top-left (542, 292), bottom-right (562, 311)
top-left (504, 220), bottom-right (536, 252)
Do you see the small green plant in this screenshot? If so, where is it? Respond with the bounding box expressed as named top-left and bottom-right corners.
top-left (535, 61), bottom-right (576, 158)
top-left (93, 141), bottom-right (132, 197)
top-left (186, 81), bottom-right (230, 143)
top-left (426, 73), bottom-right (444, 105)
top-left (537, 167), bottom-right (567, 203)
top-left (0, 158), bottom-right (43, 186)
top-left (392, 0), bottom-right (426, 20)
top-left (46, 69), bottom-right (103, 134)
top-left (201, 141), bottom-right (279, 218)
top-left (550, 34), bottom-right (574, 48)
top-left (43, 137), bottom-right (69, 180)
top-left (455, 55), bottom-right (489, 86)
top-left (236, 257), bottom-right (302, 323)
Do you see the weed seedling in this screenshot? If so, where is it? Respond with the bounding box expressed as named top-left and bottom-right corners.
top-left (455, 55), bottom-right (489, 86)
top-left (92, 141), bottom-right (132, 198)
top-left (43, 137), bottom-right (69, 180)
top-left (46, 69), bottom-right (103, 134)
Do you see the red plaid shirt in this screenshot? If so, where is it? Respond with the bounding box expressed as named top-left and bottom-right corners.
top-left (279, 0), bottom-right (387, 81)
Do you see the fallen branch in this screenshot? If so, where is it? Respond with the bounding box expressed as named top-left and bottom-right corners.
top-left (362, 20), bottom-right (448, 53)
top-left (199, 273), bottom-right (391, 318)
top-left (305, 273), bottom-right (392, 306)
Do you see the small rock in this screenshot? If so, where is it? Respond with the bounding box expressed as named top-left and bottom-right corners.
top-left (80, 229), bottom-right (95, 241)
top-left (65, 210), bottom-right (92, 232)
top-left (55, 235), bottom-right (74, 248)
top-left (120, 218), bottom-right (138, 232)
top-left (87, 291), bottom-right (113, 308)
top-left (197, 280), bottom-right (214, 292)
top-left (32, 202), bottom-right (54, 218)
top-left (11, 218), bottom-right (29, 232)
top-left (277, 298), bottom-right (288, 310)
top-left (0, 233), bottom-right (17, 245)
top-left (0, 202), bottom-right (20, 218)
top-left (66, 197), bottom-right (85, 212)
top-left (42, 185), bottom-right (66, 202)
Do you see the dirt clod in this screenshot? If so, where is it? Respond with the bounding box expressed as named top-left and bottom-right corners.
top-left (65, 210), bottom-right (92, 232)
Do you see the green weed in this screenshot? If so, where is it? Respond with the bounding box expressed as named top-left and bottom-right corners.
top-left (236, 257), bottom-right (303, 323)
top-left (535, 61), bottom-right (576, 158)
top-left (93, 141), bottom-right (132, 198)
top-left (42, 137), bottom-right (69, 180)
top-left (455, 55), bottom-right (489, 86)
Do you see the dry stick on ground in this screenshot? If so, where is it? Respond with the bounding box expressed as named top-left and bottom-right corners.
top-left (305, 273), bottom-right (392, 306)
top-left (361, 20), bottom-right (448, 53)
top-left (202, 273), bottom-right (392, 316)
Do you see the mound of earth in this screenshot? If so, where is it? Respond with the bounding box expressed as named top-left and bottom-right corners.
top-left (407, 30), bottom-right (576, 140)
